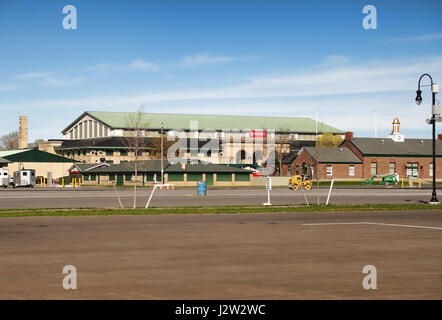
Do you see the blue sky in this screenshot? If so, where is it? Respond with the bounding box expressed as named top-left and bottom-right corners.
top-left (0, 0), bottom-right (442, 141)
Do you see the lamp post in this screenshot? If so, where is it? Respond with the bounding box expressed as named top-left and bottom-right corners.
top-left (415, 73), bottom-right (439, 204)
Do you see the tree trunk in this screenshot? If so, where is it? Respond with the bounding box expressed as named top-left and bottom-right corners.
top-left (133, 160), bottom-right (137, 208)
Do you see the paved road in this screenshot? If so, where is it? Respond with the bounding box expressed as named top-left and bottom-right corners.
top-left (0, 210), bottom-right (441, 299)
top-left (0, 187), bottom-right (441, 208)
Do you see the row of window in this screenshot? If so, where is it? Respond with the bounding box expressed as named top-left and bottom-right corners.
top-left (82, 173), bottom-right (250, 182)
top-left (290, 162), bottom-right (435, 177)
top-left (69, 120), bottom-right (109, 140)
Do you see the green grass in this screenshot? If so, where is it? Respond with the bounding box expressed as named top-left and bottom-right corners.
top-left (0, 203), bottom-right (441, 218)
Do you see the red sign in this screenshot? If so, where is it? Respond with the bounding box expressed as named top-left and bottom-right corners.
top-left (249, 130), bottom-right (267, 138)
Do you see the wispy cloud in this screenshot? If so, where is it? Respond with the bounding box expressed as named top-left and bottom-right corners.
top-left (387, 32), bottom-right (442, 42)
top-left (319, 55), bottom-right (351, 66)
top-left (180, 52), bottom-right (253, 67)
top-left (89, 59), bottom-right (159, 72)
top-left (14, 71), bottom-right (84, 87)
top-left (3, 55), bottom-right (442, 139)
top-left (0, 84), bottom-right (16, 92)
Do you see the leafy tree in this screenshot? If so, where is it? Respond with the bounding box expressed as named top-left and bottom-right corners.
top-left (317, 132), bottom-right (344, 147)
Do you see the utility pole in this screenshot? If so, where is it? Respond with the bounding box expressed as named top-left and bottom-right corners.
top-left (161, 122), bottom-right (164, 184)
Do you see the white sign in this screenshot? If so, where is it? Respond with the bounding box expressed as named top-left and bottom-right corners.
top-left (265, 176), bottom-right (272, 191)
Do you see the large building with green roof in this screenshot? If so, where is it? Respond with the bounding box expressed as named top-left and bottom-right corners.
top-left (50, 111), bottom-right (344, 167)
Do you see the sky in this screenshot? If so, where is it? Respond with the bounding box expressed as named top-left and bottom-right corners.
top-left (0, 0), bottom-right (442, 142)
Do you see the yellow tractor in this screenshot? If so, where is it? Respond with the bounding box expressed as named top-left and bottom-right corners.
top-left (288, 175), bottom-right (312, 190)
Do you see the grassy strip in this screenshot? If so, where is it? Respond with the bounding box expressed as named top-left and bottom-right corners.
top-left (0, 203), bottom-right (441, 218)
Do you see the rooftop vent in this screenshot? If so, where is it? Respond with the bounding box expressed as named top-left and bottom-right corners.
top-left (381, 139), bottom-right (385, 144)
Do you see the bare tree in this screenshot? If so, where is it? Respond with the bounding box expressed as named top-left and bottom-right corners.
top-left (0, 131), bottom-right (19, 150)
top-left (28, 139), bottom-right (45, 149)
top-left (274, 128), bottom-right (291, 176)
top-left (124, 107), bottom-right (150, 208)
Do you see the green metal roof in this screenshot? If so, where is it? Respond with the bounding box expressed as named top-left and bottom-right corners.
top-left (83, 160), bottom-right (252, 174)
top-left (0, 149), bottom-right (76, 163)
top-left (62, 111), bottom-right (344, 134)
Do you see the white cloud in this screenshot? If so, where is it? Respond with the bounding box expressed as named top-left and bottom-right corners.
top-left (181, 52), bottom-right (242, 67)
top-left (15, 72), bottom-right (53, 80)
top-left (14, 71), bottom-right (84, 87)
top-left (3, 54), bottom-right (442, 139)
top-left (387, 32), bottom-right (442, 42)
top-left (0, 84), bottom-right (16, 91)
top-left (89, 59), bottom-right (159, 72)
top-left (320, 55), bottom-right (351, 66)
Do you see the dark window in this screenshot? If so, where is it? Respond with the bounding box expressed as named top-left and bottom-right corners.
top-left (106, 150), bottom-right (114, 156)
top-left (120, 150), bottom-right (128, 156)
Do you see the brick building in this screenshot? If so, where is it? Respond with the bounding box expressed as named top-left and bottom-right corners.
top-left (290, 146), bottom-right (363, 179)
top-left (341, 134), bottom-right (442, 180)
top-left (286, 119), bottom-right (442, 181)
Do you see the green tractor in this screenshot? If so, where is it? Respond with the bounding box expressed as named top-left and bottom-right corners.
top-left (362, 173), bottom-right (399, 186)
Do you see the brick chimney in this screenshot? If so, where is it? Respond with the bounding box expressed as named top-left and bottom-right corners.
top-left (438, 134), bottom-right (442, 140)
top-left (345, 131), bottom-right (353, 140)
top-left (18, 116), bottom-right (28, 149)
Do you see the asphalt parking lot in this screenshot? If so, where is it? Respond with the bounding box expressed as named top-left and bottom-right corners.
top-left (0, 187), bottom-right (441, 208)
top-left (0, 210), bottom-right (441, 299)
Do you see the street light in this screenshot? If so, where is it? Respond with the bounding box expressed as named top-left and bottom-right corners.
top-left (416, 73), bottom-right (439, 204)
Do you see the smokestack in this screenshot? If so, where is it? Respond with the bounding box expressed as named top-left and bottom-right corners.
top-left (18, 116), bottom-right (28, 149)
top-left (345, 131), bottom-right (353, 140)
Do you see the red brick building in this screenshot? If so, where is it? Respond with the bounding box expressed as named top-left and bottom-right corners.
top-left (290, 146), bottom-right (363, 179)
top-left (286, 133), bottom-right (442, 181)
top-left (341, 134), bottom-right (442, 180)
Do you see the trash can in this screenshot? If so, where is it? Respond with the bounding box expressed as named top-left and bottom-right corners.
top-left (197, 181), bottom-right (207, 196)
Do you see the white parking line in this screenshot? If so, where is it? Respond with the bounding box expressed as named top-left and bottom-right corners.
top-left (302, 222), bottom-right (442, 230)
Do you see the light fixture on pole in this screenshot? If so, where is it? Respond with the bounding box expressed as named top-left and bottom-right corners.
top-left (415, 73), bottom-right (439, 204)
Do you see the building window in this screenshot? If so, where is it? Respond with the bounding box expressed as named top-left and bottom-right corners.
top-left (302, 162), bottom-right (307, 175)
top-left (125, 174), bottom-right (132, 182)
top-left (120, 150), bottom-right (128, 156)
top-left (406, 162), bottom-right (419, 178)
top-left (89, 120), bottom-right (92, 138)
top-left (430, 163), bottom-right (433, 176)
top-left (217, 173), bottom-right (232, 181)
top-left (349, 165), bottom-right (355, 176)
top-left (326, 165), bottom-right (333, 176)
top-left (370, 162), bottom-right (377, 176)
top-left (74, 126), bottom-right (78, 139)
top-left (295, 165), bottom-right (299, 175)
top-left (94, 121), bottom-right (98, 137)
top-left (106, 150), bottom-right (114, 156)
top-left (79, 122), bottom-right (83, 139)
top-left (287, 166), bottom-right (291, 177)
top-left (109, 175), bottom-right (115, 181)
top-left (389, 162), bottom-right (396, 174)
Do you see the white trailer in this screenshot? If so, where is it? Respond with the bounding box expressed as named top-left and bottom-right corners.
top-left (12, 169), bottom-right (36, 189)
top-left (0, 168), bottom-right (9, 188)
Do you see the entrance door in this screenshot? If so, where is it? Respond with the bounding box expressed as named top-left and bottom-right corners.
top-left (205, 173), bottom-right (213, 185)
top-left (117, 174), bottom-right (124, 186)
